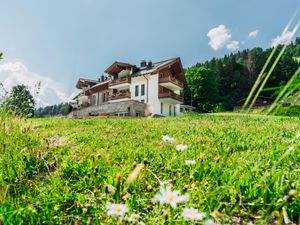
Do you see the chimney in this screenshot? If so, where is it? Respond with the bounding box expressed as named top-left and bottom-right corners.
top-left (140, 60), bottom-right (147, 67)
top-left (101, 75), bottom-right (104, 82)
top-left (147, 60), bottom-right (152, 68)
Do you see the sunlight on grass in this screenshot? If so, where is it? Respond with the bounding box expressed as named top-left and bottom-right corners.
top-left (1, 113), bottom-right (300, 224)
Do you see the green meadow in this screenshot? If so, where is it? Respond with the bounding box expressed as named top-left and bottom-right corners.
top-left (1, 113), bottom-right (300, 224)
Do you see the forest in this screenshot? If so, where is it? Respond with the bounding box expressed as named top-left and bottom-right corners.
top-left (183, 38), bottom-right (300, 112)
top-left (35, 103), bottom-right (71, 117)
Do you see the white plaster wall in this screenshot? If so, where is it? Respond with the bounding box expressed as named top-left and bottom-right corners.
top-left (130, 74), bottom-right (161, 115)
top-left (148, 74), bottom-right (161, 115)
top-left (129, 74), bottom-right (182, 116)
top-left (91, 93), bottom-right (97, 105)
top-left (160, 100), bottom-right (183, 116)
top-left (176, 104), bottom-right (183, 116)
top-left (130, 75), bottom-right (147, 102)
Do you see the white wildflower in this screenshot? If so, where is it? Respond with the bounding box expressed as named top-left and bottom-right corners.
top-left (182, 208), bottom-right (206, 221)
top-left (162, 135), bottom-right (174, 143)
top-left (128, 213), bottom-right (140, 222)
top-left (296, 133), bottom-right (300, 138)
top-left (185, 160), bottom-right (196, 165)
top-left (153, 185), bottom-right (189, 208)
top-left (106, 184), bottom-right (115, 193)
top-left (204, 219), bottom-right (220, 225)
top-left (106, 202), bottom-right (129, 217)
top-left (176, 144), bottom-right (188, 151)
top-left (82, 208), bottom-right (88, 213)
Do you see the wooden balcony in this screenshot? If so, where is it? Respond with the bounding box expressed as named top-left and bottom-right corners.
top-left (159, 87), bottom-right (183, 102)
top-left (109, 76), bottom-right (131, 88)
top-left (108, 91), bottom-right (131, 101)
top-left (159, 75), bottom-right (184, 90)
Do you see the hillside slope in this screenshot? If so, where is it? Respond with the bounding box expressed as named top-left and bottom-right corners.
top-left (1, 114), bottom-right (300, 224)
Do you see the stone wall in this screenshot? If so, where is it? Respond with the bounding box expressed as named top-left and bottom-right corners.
top-left (69, 100), bottom-right (147, 118)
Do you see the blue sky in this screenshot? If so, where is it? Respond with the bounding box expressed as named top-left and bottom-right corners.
top-left (0, 0), bottom-right (299, 106)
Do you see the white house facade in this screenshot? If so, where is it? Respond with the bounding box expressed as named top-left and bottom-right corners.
top-left (71, 58), bottom-right (188, 117)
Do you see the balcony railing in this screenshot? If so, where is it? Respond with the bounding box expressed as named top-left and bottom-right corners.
top-left (159, 75), bottom-right (184, 89)
top-left (108, 91), bottom-right (131, 101)
top-left (109, 76), bottom-right (131, 87)
top-left (159, 88), bottom-right (183, 102)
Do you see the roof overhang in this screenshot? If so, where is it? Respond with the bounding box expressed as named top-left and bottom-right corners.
top-left (105, 61), bottom-right (133, 75)
top-left (76, 78), bottom-right (98, 89)
top-left (155, 58), bottom-right (187, 87)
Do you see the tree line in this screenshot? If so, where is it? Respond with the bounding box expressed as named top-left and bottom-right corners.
top-left (183, 38), bottom-right (300, 112)
top-left (35, 103), bottom-right (71, 117)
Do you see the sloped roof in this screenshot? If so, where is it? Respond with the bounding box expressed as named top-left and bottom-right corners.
top-left (76, 78), bottom-right (99, 89)
top-left (73, 79), bottom-right (111, 100)
top-left (105, 61), bottom-right (134, 75)
top-left (131, 58), bottom-right (180, 77)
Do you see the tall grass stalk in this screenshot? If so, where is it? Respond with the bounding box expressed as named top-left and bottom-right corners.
top-left (247, 45), bottom-right (287, 111)
top-left (242, 46), bottom-right (278, 111)
top-left (243, 6), bottom-right (300, 111)
top-left (267, 66), bottom-right (300, 114)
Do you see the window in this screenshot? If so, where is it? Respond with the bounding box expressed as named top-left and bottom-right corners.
top-left (161, 102), bottom-right (163, 114)
top-left (159, 73), bottom-right (164, 78)
top-left (102, 93), bottom-right (106, 102)
top-left (136, 112), bottom-right (140, 117)
top-left (169, 105), bottom-right (172, 116)
top-left (141, 99), bottom-right (145, 103)
top-left (180, 107), bottom-right (183, 113)
top-left (141, 84), bottom-right (145, 96)
top-left (174, 106), bottom-right (176, 116)
top-left (135, 85), bottom-right (139, 96)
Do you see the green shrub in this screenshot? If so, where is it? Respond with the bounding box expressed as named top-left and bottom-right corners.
top-left (274, 105), bottom-right (300, 116)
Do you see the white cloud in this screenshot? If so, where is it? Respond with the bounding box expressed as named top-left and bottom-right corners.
top-left (0, 59), bottom-right (73, 107)
top-left (226, 41), bottom-right (239, 51)
top-left (207, 25), bottom-right (239, 51)
top-left (271, 24), bottom-right (299, 47)
top-left (249, 30), bottom-right (259, 38)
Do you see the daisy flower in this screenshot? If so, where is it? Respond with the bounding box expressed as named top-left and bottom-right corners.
top-left (185, 160), bottom-right (196, 165)
top-left (162, 135), bottom-right (174, 143)
top-left (176, 144), bottom-right (188, 151)
top-left (153, 185), bottom-right (189, 208)
top-left (128, 213), bottom-right (140, 222)
top-left (105, 184), bottom-right (115, 193)
top-left (182, 208), bottom-right (206, 221)
top-left (106, 202), bottom-right (129, 217)
top-left (204, 219), bottom-right (220, 225)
